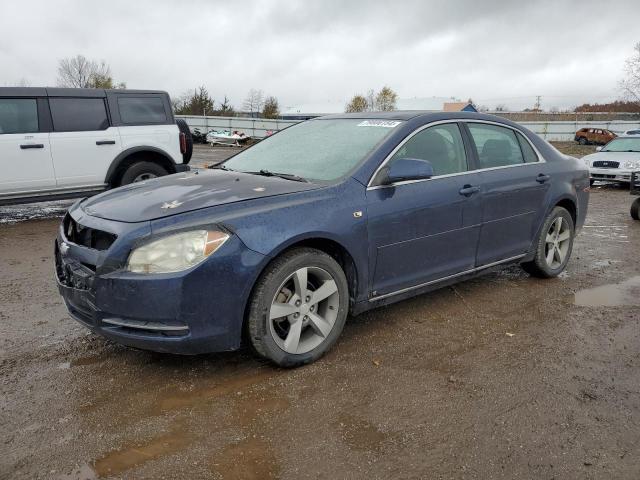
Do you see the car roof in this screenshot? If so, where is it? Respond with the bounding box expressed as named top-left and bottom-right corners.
top-left (317, 110), bottom-right (520, 125)
top-left (0, 87), bottom-right (168, 98)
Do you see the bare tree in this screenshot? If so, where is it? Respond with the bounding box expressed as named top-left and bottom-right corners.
top-left (57, 55), bottom-right (125, 89)
top-left (262, 96), bottom-right (280, 119)
top-left (242, 88), bottom-right (264, 115)
top-left (620, 42), bottom-right (640, 105)
top-left (494, 104), bottom-right (508, 112)
top-left (375, 86), bottom-right (398, 111)
top-left (365, 89), bottom-right (376, 111)
top-left (345, 94), bottom-right (368, 113)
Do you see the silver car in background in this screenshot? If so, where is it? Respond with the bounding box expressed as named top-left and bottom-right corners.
top-left (583, 136), bottom-right (640, 186)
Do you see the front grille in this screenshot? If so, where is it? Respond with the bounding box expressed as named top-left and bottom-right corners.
top-left (64, 215), bottom-right (116, 251)
top-left (592, 161), bottom-right (619, 169)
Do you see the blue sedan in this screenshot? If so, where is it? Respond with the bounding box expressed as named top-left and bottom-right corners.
top-left (55, 112), bottom-right (589, 367)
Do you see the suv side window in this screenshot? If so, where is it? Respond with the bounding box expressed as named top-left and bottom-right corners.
top-left (118, 96), bottom-right (167, 124)
top-left (49, 98), bottom-right (109, 132)
top-left (388, 123), bottom-right (468, 176)
top-left (0, 98), bottom-right (38, 134)
top-left (468, 123), bottom-right (524, 168)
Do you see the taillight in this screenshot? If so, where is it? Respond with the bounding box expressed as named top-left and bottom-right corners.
top-left (179, 132), bottom-right (186, 154)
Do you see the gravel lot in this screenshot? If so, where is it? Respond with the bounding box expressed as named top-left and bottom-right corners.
top-left (2, 142), bottom-right (640, 479)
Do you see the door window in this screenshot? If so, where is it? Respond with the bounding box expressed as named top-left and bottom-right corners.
top-left (118, 96), bottom-right (167, 124)
top-left (468, 123), bottom-right (525, 168)
top-left (49, 98), bottom-right (109, 132)
top-left (388, 123), bottom-right (468, 176)
top-left (0, 98), bottom-right (38, 134)
top-left (516, 132), bottom-right (538, 163)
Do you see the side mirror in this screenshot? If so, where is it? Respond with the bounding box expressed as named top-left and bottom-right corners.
top-left (595, 146), bottom-right (602, 152)
top-left (381, 158), bottom-right (434, 185)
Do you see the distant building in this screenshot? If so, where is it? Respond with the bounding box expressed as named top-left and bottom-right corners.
top-left (443, 101), bottom-right (477, 112)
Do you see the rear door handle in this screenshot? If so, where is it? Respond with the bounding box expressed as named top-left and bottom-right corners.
top-left (459, 185), bottom-right (481, 197)
top-left (20, 144), bottom-right (44, 149)
top-left (96, 140), bottom-right (116, 145)
top-left (536, 173), bottom-right (551, 183)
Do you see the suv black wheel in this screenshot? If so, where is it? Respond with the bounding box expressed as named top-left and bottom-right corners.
top-left (176, 119), bottom-right (193, 164)
top-left (521, 206), bottom-right (575, 278)
top-left (578, 137), bottom-right (588, 145)
top-left (247, 248), bottom-right (349, 368)
top-left (631, 198), bottom-right (640, 220)
top-left (119, 161), bottom-right (169, 186)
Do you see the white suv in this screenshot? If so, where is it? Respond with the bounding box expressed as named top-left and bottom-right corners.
top-left (0, 87), bottom-right (191, 205)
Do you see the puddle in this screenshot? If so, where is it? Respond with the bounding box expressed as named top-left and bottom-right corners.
top-left (337, 414), bottom-right (388, 452)
top-left (210, 437), bottom-right (280, 479)
top-left (574, 276), bottom-right (640, 307)
top-left (152, 369), bottom-right (275, 415)
top-left (93, 425), bottom-right (193, 477)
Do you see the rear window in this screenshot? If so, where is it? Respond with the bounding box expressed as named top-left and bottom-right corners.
top-left (50, 98), bottom-right (109, 132)
top-left (118, 96), bottom-right (167, 124)
top-left (0, 98), bottom-right (38, 134)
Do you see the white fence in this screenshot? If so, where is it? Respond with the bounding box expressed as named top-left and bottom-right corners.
top-left (177, 115), bottom-right (640, 142)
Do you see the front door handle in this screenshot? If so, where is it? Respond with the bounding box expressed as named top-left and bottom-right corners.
top-left (96, 140), bottom-right (116, 145)
top-left (536, 173), bottom-right (551, 183)
top-left (459, 185), bottom-right (481, 197)
top-left (20, 144), bottom-right (44, 149)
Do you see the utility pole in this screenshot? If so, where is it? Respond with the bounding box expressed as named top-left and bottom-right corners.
top-left (534, 95), bottom-right (542, 112)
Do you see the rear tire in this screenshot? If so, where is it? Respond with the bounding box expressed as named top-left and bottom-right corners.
top-left (247, 248), bottom-right (349, 368)
top-left (521, 207), bottom-right (575, 278)
top-left (176, 119), bottom-right (193, 164)
top-left (631, 198), bottom-right (640, 220)
top-left (119, 161), bottom-right (168, 186)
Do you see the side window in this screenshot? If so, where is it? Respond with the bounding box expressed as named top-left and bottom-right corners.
top-left (49, 98), bottom-right (109, 132)
top-left (117, 96), bottom-right (167, 124)
top-left (0, 98), bottom-right (38, 134)
top-left (516, 132), bottom-right (538, 163)
top-left (468, 123), bottom-right (524, 168)
top-left (388, 123), bottom-right (468, 176)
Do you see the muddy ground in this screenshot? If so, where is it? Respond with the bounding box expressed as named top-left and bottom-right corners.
top-left (2, 143), bottom-right (640, 479)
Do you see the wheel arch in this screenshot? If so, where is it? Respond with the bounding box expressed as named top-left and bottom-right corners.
top-left (105, 147), bottom-right (177, 187)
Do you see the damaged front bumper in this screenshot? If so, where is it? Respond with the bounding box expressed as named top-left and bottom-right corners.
top-left (55, 206), bottom-right (265, 354)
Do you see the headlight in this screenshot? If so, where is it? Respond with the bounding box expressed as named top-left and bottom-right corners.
top-left (126, 230), bottom-right (229, 274)
top-left (623, 160), bottom-right (640, 169)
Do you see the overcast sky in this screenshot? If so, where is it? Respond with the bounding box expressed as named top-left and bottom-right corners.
top-left (0, 0), bottom-right (638, 111)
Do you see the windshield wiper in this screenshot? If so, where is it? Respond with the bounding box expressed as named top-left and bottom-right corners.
top-left (246, 169), bottom-right (309, 183)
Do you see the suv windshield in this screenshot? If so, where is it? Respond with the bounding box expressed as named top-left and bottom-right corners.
top-left (223, 119), bottom-right (402, 181)
top-left (602, 138), bottom-right (640, 152)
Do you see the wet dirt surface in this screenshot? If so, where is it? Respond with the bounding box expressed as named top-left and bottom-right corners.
top-left (2, 183), bottom-right (640, 477)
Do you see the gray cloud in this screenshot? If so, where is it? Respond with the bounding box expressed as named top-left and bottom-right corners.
top-left (0, 0), bottom-right (637, 110)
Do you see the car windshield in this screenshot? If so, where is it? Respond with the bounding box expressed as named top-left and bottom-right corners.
top-left (223, 119), bottom-right (402, 181)
top-left (602, 138), bottom-right (640, 152)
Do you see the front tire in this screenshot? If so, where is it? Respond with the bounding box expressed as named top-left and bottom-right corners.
top-left (521, 207), bottom-right (575, 278)
top-left (578, 137), bottom-right (588, 145)
top-left (247, 248), bottom-right (349, 368)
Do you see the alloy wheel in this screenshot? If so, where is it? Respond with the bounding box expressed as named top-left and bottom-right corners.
top-left (544, 217), bottom-right (571, 269)
top-left (268, 266), bottom-right (340, 354)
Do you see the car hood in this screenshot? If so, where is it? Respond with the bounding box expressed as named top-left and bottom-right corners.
top-left (81, 169), bottom-right (322, 223)
top-left (583, 151), bottom-right (640, 165)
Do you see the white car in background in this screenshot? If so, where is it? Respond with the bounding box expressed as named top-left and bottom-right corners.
top-left (582, 136), bottom-right (640, 186)
top-left (620, 129), bottom-right (640, 136)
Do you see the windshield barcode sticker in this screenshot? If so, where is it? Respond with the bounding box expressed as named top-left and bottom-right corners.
top-left (357, 120), bottom-right (401, 128)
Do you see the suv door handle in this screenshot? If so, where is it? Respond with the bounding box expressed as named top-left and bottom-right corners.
top-left (20, 144), bottom-right (44, 149)
top-left (459, 185), bottom-right (481, 197)
top-left (536, 173), bottom-right (551, 183)
top-left (96, 140), bottom-right (116, 145)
